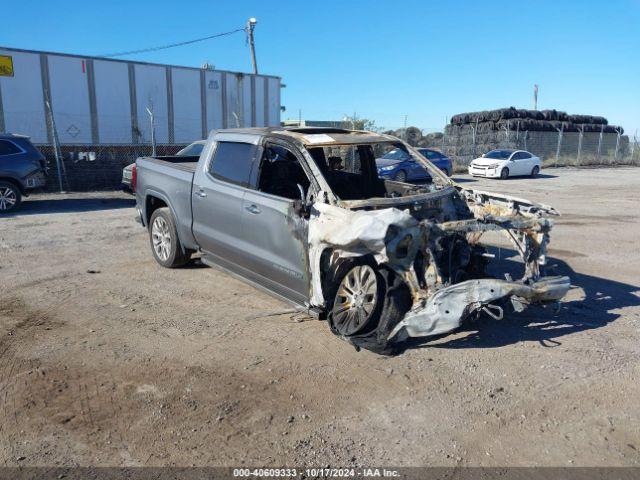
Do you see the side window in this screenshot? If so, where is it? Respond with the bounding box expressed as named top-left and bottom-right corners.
top-left (257, 144), bottom-right (310, 200)
top-left (511, 152), bottom-right (523, 160)
top-left (423, 150), bottom-right (439, 160)
top-left (208, 141), bottom-right (256, 186)
top-left (520, 152), bottom-right (531, 159)
top-left (0, 140), bottom-right (22, 156)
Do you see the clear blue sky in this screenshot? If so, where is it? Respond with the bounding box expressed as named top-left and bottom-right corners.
top-left (4, 0), bottom-right (639, 134)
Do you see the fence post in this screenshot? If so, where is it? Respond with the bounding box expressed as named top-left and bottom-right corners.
top-left (523, 130), bottom-right (528, 151)
top-left (597, 124), bottom-right (604, 161)
top-left (555, 125), bottom-right (564, 167)
top-left (500, 121), bottom-right (510, 147)
top-left (614, 128), bottom-right (622, 162)
top-left (146, 105), bottom-right (156, 157)
top-left (577, 125), bottom-right (584, 165)
top-left (442, 117), bottom-right (447, 151)
top-left (471, 116), bottom-right (478, 159)
top-left (631, 130), bottom-right (637, 163)
top-left (45, 100), bottom-right (65, 193)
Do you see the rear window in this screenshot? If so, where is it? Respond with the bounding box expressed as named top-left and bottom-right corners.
top-left (419, 149), bottom-right (441, 160)
top-left (209, 142), bottom-right (256, 186)
top-left (177, 142), bottom-right (205, 156)
top-left (0, 140), bottom-right (22, 156)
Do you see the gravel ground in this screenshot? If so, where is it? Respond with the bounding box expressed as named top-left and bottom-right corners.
top-left (0, 167), bottom-right (638, 467)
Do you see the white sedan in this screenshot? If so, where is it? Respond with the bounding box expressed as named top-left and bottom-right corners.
top-left (468, 149), bottom-right (541, 179)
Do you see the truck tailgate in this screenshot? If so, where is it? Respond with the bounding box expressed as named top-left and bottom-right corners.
top-left (135, 156), bottom-right (198, 250)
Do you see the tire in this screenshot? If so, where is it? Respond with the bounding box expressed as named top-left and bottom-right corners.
top-left (148, 207), bottom-right (191, 268)
top-left (500, 167), bottom-right (510, 180)
top-left (0, 181), bottom-right (22, 213)
top-left (327, 260), bottom-right (412, 355)
top-left (394, 170), bottom-right (407, 183)
top-left (531, 165), bottom-right (540, 177)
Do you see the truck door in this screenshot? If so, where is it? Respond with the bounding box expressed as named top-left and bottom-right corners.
top-left (192, 140), bottom-right (258, 267)
top-left (240, 142), bottom-right (311, 305)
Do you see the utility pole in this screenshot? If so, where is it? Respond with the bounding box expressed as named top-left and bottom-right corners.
top-left (247, 18), bottom-right (258, 74)
top-left (533, 84), bottom-right (539, 110)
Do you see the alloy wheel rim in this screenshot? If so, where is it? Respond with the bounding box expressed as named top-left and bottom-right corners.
top-left (332, 265), bottom-right (378, 335)
top-left (0, 187), bottom-right (17, 211)
top-left (151, 216), bottom-right (171, 261)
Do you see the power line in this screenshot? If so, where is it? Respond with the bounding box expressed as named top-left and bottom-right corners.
top-left (99, 26), bottom-right (246, 58)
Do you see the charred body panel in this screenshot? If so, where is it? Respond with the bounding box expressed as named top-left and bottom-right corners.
top-left (307, 184), bottom-right (569, 349)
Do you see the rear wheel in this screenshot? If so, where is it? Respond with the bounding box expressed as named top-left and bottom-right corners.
top-left (0, 181), bottom-right (21, 213)
top-left (531, 165), bottom-right (540, 177)
top-left (500, 167), bottom-right (510, 179)
top-left (394, 170), bottom-right (407, 183)
top-left (328, 261), bottom-right (412, 355)
top-left (149, 208), bottom-right (191, 268)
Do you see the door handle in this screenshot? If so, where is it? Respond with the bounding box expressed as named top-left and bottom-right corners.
top-left (194, 188), bottom-right (207, 198)
top-left (245, 204), bottom-right (261, 214)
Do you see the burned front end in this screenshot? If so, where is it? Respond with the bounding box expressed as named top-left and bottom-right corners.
top-left (307, 181), bottom-right (570, 349)
top-left (385, 187), bottom-right (570, 341)
top-left (283, 130), bottom-right (571, 352)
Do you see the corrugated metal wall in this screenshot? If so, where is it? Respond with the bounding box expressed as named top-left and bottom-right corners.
top-left (0, 47), bottom-right (282, 145)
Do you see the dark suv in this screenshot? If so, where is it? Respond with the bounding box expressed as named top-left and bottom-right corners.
top-left (0, 133), bottom-right (47, 213)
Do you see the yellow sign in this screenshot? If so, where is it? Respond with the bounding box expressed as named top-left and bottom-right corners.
top-left (0, 55), bottom-right (14, 77)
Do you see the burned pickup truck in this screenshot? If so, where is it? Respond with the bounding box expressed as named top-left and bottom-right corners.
top-left (134, 127), bottom-right (570, 354)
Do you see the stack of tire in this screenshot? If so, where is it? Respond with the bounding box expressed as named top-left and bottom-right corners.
top-left (381, 128), bottom-right (444, 148)
top-left (444, 107), bottom-right (624, 166)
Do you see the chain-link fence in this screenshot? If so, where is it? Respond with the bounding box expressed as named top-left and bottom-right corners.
top-left (24, 106), bottom-right (195, 191)
top-left (383, 123), bottom-right (639, 173)
top-left (38, 143), bottom-right (188, 192)
top-left (20, 107), bottom-right (640, 191)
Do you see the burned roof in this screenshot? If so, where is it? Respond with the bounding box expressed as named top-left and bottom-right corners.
top-left (275, 127), bottom-right (396, 146)
top-left (210, 127), bottom-right (397, 146)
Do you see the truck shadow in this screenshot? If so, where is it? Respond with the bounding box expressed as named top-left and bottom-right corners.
top-left (6, 196), bottom-right (135, 216)
top-left (396, 246), bottom-right (639, 352)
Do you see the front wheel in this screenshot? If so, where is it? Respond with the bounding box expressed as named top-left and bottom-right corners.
top-left (0, 181), bottom-right (22, 213)
top-left (531, 165), bottom-right (540, 177)
top-left (500, 167), bottom-right (510, 179)
top-left (328, 261), bottom-right (412, 355)
top-left (394, 170), bottom-right (407, 183)
top-left (149, 208), bottom-right (191, 268)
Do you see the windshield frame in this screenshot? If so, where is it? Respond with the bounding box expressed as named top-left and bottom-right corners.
top-left (299, 139), bottom-right (453, 204)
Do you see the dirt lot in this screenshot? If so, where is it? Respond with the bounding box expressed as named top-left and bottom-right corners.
top-left (0, 167), bottom-right (639, 467)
